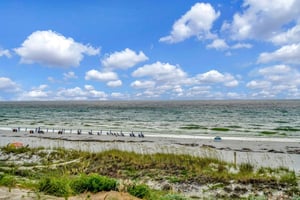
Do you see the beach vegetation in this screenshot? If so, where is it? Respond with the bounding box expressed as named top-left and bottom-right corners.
top-left (279, 171), bottom-right (297, 186)
top-left (0, 146), bottom-right (299, 199)
top-left (239, 162), bottom-right (254, 174)
top-left (0, 173), bottom-right (16, 188)
top-left (127, 184), bottom-right (151, 198)
top-left (1, 144), bottom-right (31, 154)
top-left (38, 176), bottom-right (71, 197)
top-left (70, 173), bottom-right (117, 194)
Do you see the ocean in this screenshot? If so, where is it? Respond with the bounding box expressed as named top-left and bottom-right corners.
top-left (0, 100), bottom-right (300, 138)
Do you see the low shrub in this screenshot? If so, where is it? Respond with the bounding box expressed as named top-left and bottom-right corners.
top-left (38, 176), bottom-right (71, 197)
top-left (86, 174), bottom-right (117, 192)
top-left (1, 145), bottom-right (30, 154)
top-left (128, 184), bottom-right (150, 198)
top-left (70, 174), bottom-right (90, 194)
top-left (0, 174), bottom-right (16, 188)
top-left (280, 171), bottom-right (297, 186)
top-left (70, 174), bottom-right (117, 194)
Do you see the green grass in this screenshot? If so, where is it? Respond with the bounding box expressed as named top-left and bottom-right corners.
top-left (38, 173), bottom-right (117, 197)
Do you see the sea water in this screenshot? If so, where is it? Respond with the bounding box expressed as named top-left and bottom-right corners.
top-left (0, 100), bottom-right (299, 138)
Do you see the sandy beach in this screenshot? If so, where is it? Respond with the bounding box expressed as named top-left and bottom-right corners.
top-left (1, 130), bottom-right (299, 173)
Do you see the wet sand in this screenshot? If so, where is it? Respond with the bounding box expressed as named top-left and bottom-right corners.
top-left (0, 130), bottom-right (299, 173)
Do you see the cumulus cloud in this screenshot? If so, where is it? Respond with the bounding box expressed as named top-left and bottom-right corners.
top-left (132, 61), bottom-right (187, 81)
top-left (186, 86), bottom-right (211, 97)
top-left (111, 92), bottom-right (130, 99)
top-left (270, 24), bottom-right (300, 45)
top-left (206, 40), bottom-right (253, 51)
top-left (247, 80), bottom-right (271, 89)
top-left (247, 65), bottom-right (300, 98)
top-left (0, 49), bottom-right (11, 58)
top-left (196, 70), bottom-right (239, 87)
top-left (231, 43), bottom-right (253, 49)
top-left (131, 62), bottom-right (190, 98)
top-left (225, 0), bottom-right (300, 40)
top-left (258, 43), bottom-right (300, 64)
top-left (85, 69), bottom-right (118, 82)
top-left (131, 80), bottom-right (155, 89)
top-left (102, 48), bottom-right (148, 69)
top-left (131, 61), bottom-right (239, 99)
top-left (57, 86), bottom-right (107, 100)
top-left (160, 2), bottom-right (220, 43)
top-left (107, 80), bottom-right (122, 87)
top-left (19, 85), bottom-right (50, 100)
top-left (14, 30), bottom-right (99, 67)
top-left (63, 71), bottom-right (78, 80)
top-left (206, 39), bottom-right (229, 50)
top-left (0, 77), bottom-right (19, 92)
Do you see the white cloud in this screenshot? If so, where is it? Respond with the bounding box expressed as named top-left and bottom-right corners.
top-left (84, 85), bottom-right (95, 91)
top-left (206, 40), bottom-right (253, 51)
top-left (196, 70), bottom-right (239, 87)
top-left (227, 92), bottom-right (243, 99)
top-left (132, 61), bottom-right (187, 81)
top-left (131, 62), bottom-right (239, 98)
top-left (172, 85), bottom-right (184, 96)
top-left (63, 71), bottom-right (78, 80)
top-left (102, 48), bottom-right (148, 69)
top-left (0, 49), bottom-right (11, 58)
top-left (270, 24), bottom-right (300, 45)
top-left (258, 43), bottom-right (300, 64)
top-left (206, 39), bottom-right (229, 50)
top-left (19, 85), bottom-right (50, 100)
top-left (247, 80), bottom-right (271, 89)
top-left (85, 69), bottom-right (118, 81)
top-left (231, 43), bottom-right (253, 49)
top-left (258, 64), bottom-right (291, 75)
top-left (186, 86), bottom-right (211, 97)
top-left (247, 65), bottom-right (300, 98)
top-left (131, 62), bottom-right (190, 98)
top-left (107, 80), bottom-right (122, 87)
top-left (111, 92), bottom-right (130, 99)
top-left (197, 70), bottom-right (224, 82)
top-left (131, 80), bottom-right (155, 89)
top-left (226, 0), bottom-right (300, 40)
top-left (57, 86), bottom-right (107, 100)
top-left (0, 77), bottom-right (19, 92)
top-left (160, 2), bottom-right (220, 43)
top-left (14, 30), bottom-right (99, 67)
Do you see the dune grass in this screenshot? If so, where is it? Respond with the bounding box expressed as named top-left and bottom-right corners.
top-left (0, 146), bottom-right (299, 199)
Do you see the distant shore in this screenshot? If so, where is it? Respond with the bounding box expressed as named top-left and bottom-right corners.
top-left (0, 130), bottom-right (299, 173)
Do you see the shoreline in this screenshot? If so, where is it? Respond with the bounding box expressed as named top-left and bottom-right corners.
top-left (1, 130), bottom-right (300, 173)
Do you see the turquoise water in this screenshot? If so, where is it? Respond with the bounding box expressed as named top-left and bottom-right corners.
top-left (0, 100), bottom-right (300, 137)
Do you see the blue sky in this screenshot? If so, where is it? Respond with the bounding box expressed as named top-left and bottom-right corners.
top-left (0, 0), bottom-right (300, 100)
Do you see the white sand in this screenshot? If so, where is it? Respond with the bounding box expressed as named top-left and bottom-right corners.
top-left (0, 130), bottom-right (299, 173)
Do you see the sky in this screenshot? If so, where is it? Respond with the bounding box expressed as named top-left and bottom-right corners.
top-left (0, 0), bottom-right (300, 101)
